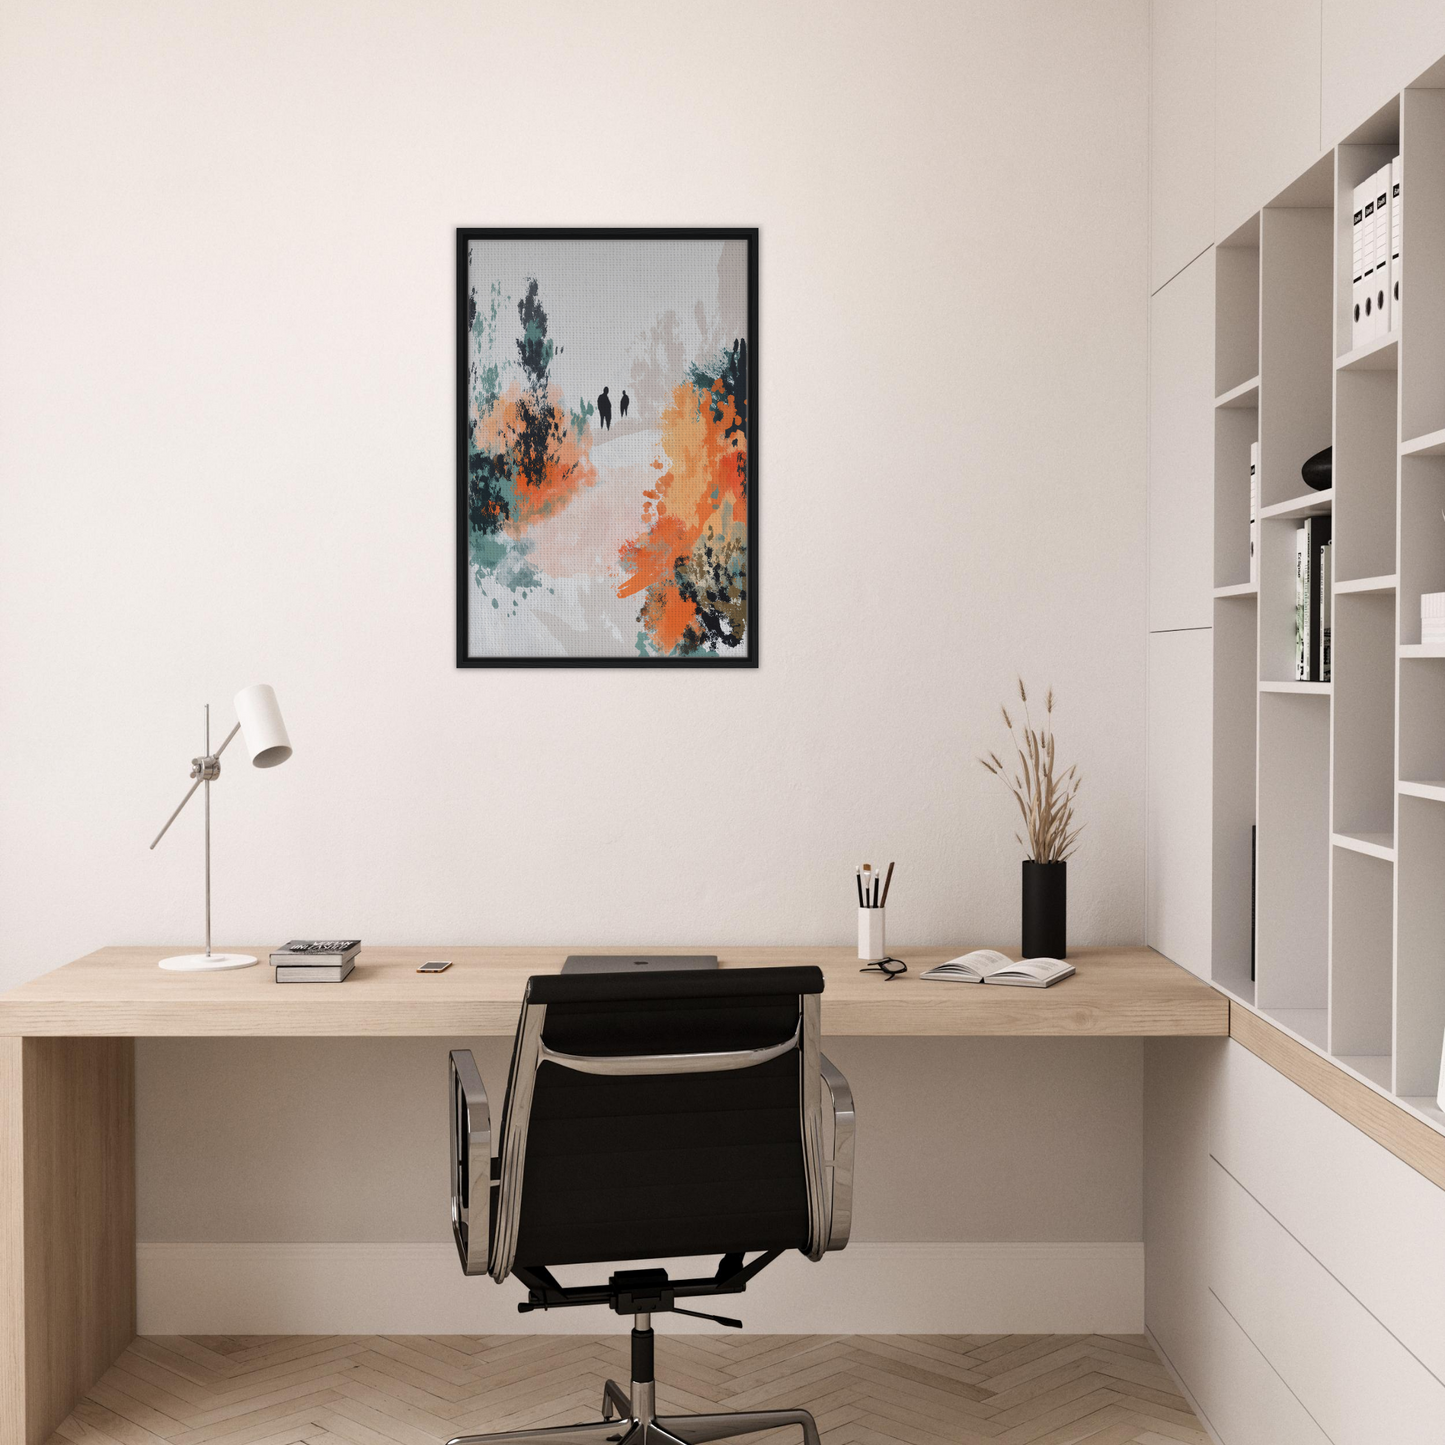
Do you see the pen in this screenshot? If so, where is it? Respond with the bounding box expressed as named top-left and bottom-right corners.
top-left (880, 860), bottom-right (895, 908)
top-left (855, 868), bottom-right (865, 908)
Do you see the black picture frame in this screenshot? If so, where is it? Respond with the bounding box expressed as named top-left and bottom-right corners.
top-left (455, 227), bottom-right (759, 669)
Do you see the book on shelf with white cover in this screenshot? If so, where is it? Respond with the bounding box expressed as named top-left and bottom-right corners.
top-left (1300, 515), bottom-right (1331, 681)
top-left (1295, 525), bottom-right (1309, 680)
top-left (920, 950), bottom-right (1074, 988)
top-left (1373, 164), bottom-right (1392, 341)
top-left (1249, 441), bottom-right (1259, 585)
top-left (1421, 592), bottom-right (1445, 644)
top-left (1351, 178), bottom-right (1368, 349)
top-left (1391, 154), bottom-right (1402, 332)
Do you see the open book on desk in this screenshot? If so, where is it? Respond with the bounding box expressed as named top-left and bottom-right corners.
top-left (920, 950), bottom-right (1075, 988)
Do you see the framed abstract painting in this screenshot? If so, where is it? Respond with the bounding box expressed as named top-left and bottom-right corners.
top-left (455, 227), bottom-right (758, 667)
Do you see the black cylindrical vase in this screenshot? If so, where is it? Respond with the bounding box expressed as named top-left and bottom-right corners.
top-left (1022, 860), bottom-right (1067, 958)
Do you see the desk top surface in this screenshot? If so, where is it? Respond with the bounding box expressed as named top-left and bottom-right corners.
top-left (0, 944), bottom-right (1227, 1037)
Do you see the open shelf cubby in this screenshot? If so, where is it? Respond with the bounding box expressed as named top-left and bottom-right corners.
top-left (1208, 71), bottom-right (1445, 1128)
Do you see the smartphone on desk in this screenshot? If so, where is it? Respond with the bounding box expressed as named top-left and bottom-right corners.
top-left (417, 959), bottom-right (452, 973)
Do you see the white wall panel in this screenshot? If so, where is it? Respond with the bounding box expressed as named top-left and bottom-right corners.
top-left (1213, 1038), bottom-right (1445, 1384)
top-left (1149, 250), bottom-right (1215, 630)
top-left (1147, 629), bottom-right (1212, 977)
top-left (1323, 0), bottom-right (1445, 145)
top-left (1210, 1156), bottom-right (1445, 1444)
top-left (1143, 1038), bottom-right (1225, 1393)
top-left (1215, 0), bottom-right (1322, 237)
top-left (1198, 1290), bottom-right (1331, 1445)
top-left (1151, 0), bottom-right (1215, 291)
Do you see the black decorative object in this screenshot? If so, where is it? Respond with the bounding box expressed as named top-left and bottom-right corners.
top-left (1021, 860), bottom-right (1067, 959)
top-left (1302, 445), bottom-right (1332, 492)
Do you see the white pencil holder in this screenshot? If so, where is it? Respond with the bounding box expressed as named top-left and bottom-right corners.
top-left (858, 907), bottom-right (886, 962)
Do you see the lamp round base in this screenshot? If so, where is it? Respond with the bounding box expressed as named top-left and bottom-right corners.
top-left (157, 952), bottom-right (258, 972)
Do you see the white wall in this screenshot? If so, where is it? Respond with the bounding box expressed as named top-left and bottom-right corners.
top-left (0, 0), bottom-right (1149, 981)
top-left (0, 0), bottom-right (1152, 1324)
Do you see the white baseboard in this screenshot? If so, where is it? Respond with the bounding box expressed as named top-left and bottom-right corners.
top-left (137, 1241), bottom-right (1143, 1335)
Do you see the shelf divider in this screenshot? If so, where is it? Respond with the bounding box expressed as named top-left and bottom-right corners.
top-left (1336, 334), bottom-right (1398, 371)
top-left (1260, 488), bottom-right (1333, 520)
top-left (1215, 374), bottom-right (1260, 409)
top-left (1401, 427), bottom-right (1445, 457)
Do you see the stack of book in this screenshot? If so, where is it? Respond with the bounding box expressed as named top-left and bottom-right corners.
top-left (270, 939), bottom-right (361, 982)
top-left (1249, 441), bottom-right (1259, 585)
top-left (1352, 156), bottom-right (1401, 347)
top-left (1423, 592), bottom-right (1445, 646)
top-left (1294, 517), bottom-right (1332, 682)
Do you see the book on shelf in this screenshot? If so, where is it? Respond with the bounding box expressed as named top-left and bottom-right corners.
top-left (920, 950), bottom-right (1074, 988)
top-left (1295, 526), bottom-right (1308, 679)
top-left (1320, 538), bottom-right (1332, 682)
top-left (1293, 517), bottom-right (1332, 682)
top-left (276, 958), bottom-right (355, 983)
top-left (1249, 441), bottom-right (1259, 585)
top-left (1422, 592), bottom-right (1445, 644)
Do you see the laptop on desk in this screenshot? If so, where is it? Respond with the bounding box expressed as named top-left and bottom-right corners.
top-left (561, 954), bottom-right (719, 974)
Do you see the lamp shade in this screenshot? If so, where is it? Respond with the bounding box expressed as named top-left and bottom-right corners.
top-left (233, 684), bottom-right (292, 768)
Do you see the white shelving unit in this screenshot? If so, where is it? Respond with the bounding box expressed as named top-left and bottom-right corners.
top-left (1211, 80), bottom-right (1445, 1134)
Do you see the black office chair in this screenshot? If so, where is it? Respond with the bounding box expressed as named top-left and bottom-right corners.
top-left (446, 965), bottom-right (855, 1445)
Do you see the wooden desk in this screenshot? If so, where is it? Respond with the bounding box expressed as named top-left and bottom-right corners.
top-left (0, 943), bottom-right (1225, 1038)
top-left (0, 944), bottom-right (1223, 1445)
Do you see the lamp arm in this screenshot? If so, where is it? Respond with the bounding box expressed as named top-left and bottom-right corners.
top-left (149, 777), bottom-right (203, 850)
top-left (148, 722), bottom-right (241, 850)
top-left (213, 721), bottom-right (242, 759)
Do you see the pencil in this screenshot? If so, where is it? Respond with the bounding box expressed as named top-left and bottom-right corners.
top-left (880, 860), bottom-right (895, 907)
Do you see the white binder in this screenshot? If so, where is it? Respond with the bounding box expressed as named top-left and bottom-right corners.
top-left (1391, 154), bottom-right (1402, 333)
top-left (1351, 179), bottom-right (1369, 349)
top-left (1373, 165), bottom-right (1391, 341)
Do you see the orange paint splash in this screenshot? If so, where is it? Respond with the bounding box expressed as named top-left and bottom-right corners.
top-left (617, 380), bottom-right (746, 602)
top-left (473, 381), bottom-right (597, 535)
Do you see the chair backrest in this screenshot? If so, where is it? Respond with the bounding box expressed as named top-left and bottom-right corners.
top-left (488, 966), bottom-right (827, 1281)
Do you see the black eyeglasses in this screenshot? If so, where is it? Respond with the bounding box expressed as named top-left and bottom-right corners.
top-left (859, 956), bottom-right (908, 981)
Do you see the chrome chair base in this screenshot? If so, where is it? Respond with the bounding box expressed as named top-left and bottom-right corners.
top-left (446, 1379), bottom-right (821, 1445)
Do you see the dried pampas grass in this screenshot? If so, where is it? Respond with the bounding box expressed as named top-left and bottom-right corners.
top-left (979, 678), bottom-right (1083, 863)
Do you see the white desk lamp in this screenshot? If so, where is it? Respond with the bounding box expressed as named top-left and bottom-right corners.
top-left (149, 684), bottom-right (292, 971)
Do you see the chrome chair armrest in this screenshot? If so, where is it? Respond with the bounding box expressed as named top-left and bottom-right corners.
top-left (819, 1052), bottom-right (854, 1251)
top-left (450, 1049), bottom-right (492, 1276)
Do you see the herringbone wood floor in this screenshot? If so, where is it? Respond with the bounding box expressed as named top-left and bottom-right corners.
top-left (49, 1334), bottom-right (1209, 1445)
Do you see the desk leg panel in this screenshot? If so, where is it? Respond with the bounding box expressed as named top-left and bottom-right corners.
top-left (0, 1037), bottom-right (136, 1445)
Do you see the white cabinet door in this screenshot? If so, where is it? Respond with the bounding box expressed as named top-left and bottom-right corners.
top-left (1149, 251), bottom-right (1215, 632)
top-left (1197, 1290), bottom-right (1332, 1445)
top-left (1215, 0), bottom-right (1323, 237)
top-left (1147, 629), bottom-right (1213, 978)
top-left (1214, 1039), bottom-right (1445, 1384)
top-left (1211, 1156), bottom-right (1445, 1444)
top-left (1151, 0), bottom-right (1215, 292)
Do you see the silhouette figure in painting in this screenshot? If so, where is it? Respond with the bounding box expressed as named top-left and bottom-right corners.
top-left (597, 386), bottom-right (612, 430)
top-left (619, 389), bottom-right (630, 419)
